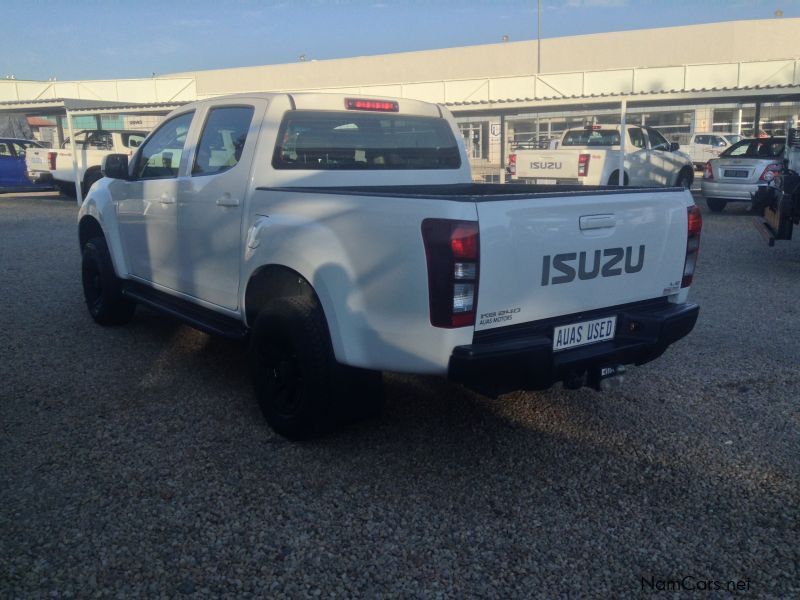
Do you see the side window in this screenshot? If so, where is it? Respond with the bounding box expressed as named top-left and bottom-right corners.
top-left (628, 127), bottom-right (645, 149)
top-left (86, 131), bottom-right (113, 150)
top-left (712, 136), bottom-right (726, 147)
top-left (648, 128), bottom-right (669, 150)
top-left (694, 135), bottom-right (710, 145)
top-left (0, 142), bottom-right (13, 157)
top-left (12, 142), bottom-right (29, 157)
top-left (135, 112), bottom-right (194, 179)
top-left (124, 133), bottom-right (146, 149)
top-left (192, 106), bottom-right (254, 176)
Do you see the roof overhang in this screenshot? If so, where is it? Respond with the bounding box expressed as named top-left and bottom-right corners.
top-left (0, 98), bottom-right (185, 116)
top-left (447, 84), bottom-right (800, 116)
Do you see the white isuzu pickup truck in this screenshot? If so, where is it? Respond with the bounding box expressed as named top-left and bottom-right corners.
top-left (510, 125), bottom-right (694, 188)
top-left (78, 93), bottom-right (701, 439)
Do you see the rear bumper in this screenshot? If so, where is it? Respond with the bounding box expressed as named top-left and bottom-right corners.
top-left (701, 180), bottom-right (757, 201)
top-left (26, 171), bottom-right (53, 184)
top-left (448, 299), bottom-right (699, 396)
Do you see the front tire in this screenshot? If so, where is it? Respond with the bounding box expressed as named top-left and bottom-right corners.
top-left (706, 198), bottom-right (727, 212)
top-left (81, 237), bottom-right (136, 325)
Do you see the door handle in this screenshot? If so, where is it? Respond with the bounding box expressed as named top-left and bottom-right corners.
top-left (580, 214), bottom-right (616, 230)
top-left (216, 194), bottom-right (240, 207)
top-left (159, 194), bottom-right (175, 205)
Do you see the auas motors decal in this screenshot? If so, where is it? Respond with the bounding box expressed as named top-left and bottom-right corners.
top-left (541, 245), bottom-right (645, 286)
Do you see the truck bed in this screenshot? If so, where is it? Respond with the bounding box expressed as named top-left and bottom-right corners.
top-left (256, 182), bottom-right (678, 200)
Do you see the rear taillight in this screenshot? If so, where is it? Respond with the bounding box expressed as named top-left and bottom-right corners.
top-left (703, 161), bottom-right (713, 180)
top-left (508, 153), bottom-right (516, 175)
top-left (47, 151), bottom-right (57, 170)
top-left (421, 219), bottom-right (479, 328)
top-left (682, 206), bottom-right (702, 288)
top-left (758, 163), bottom-right (781, 182)
top-left (578, 153), bottom-right (590, 177)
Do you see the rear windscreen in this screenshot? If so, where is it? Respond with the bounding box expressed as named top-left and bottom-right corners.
top-left (561, 129), bottom-right (620, 146)
top-left (272, 110), bottom-right (461, 170)
top-left (721, 138), bottom-right (785, 158)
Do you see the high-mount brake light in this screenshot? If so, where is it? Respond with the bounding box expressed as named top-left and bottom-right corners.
top-left (703, 161), bottom-right (714, 180)
top-left (421, 219), bottom-right (480, 328)
top-left (682, 206), bottom-right (702, 288)
top-left (578, 153), bottom-right (591, 177)
top-left (345, 98), bottom-right (399, 112)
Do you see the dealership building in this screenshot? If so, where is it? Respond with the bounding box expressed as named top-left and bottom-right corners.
top-left (2, 17), bottom-right (799, 177)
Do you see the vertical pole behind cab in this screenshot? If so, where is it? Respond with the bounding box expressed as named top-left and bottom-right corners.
top-left (65, 109), bottom-right (82, 207)
top-left (619, 99), bottom-right (627, 186)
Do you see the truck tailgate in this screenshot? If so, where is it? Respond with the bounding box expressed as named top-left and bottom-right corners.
top-left (517, 150), bottom-right (579, 181)
top-left (25, 148), bottom-right (51, 173)
top-left (475, 189), bottom-right (690, 331)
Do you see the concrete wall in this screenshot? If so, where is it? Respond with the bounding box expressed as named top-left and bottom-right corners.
top-left (175, 18), bottom-right (800, 97)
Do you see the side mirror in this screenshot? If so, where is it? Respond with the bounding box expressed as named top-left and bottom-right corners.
top-left (669, 142), bottom-right (680, 152)
top-left (101, 154), bottom-right (129, 180)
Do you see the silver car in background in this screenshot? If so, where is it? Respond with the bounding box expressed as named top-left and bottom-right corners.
top-left (701, 137), bottom-right (786, 212)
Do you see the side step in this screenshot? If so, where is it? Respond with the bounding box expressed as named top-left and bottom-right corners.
top-left (122, 281), bottom-right (248, 341)
top-left (753, 218), bottom-right (776, 247)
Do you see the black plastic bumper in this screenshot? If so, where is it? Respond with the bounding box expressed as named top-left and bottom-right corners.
top-left (448, 299), bottom-right (699, 396)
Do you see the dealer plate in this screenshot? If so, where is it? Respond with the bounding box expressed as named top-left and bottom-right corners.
top-left (536, 178), bottom-right (556, 185)
top-left (553, 316), bottom-right (616, 352)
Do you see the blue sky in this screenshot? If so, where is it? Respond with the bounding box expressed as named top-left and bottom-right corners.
top-left (3, 0), bottom-right (799, 81)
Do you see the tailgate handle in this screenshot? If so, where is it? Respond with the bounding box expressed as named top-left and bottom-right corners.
top-left (579, 214), bottom-right (616, 231)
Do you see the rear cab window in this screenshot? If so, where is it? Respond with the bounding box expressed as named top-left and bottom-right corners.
top-left (561, 129), bottom-right (620, 147)
top-left (721, 138), bottom-right (785, 158)
top-left (272, 111), bottom-right (461, 170)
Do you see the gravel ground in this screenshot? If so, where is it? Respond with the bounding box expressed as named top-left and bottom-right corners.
top-left (1, 191), bottom-right (798, 597)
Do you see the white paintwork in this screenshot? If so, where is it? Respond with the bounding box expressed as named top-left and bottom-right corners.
top-left (475, 189), bottom-right (694, 332)
top-left (78, 92), bottom-right (696, 376)
top-left (512, 125), bottom-right (693, 187)
top-left (682, 133), bottom-right (735, 167)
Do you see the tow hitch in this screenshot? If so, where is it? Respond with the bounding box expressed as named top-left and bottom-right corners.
top-left (587, 365), bottom-right (626, 392)
top-left (563, 364), bottom-right (626, 392)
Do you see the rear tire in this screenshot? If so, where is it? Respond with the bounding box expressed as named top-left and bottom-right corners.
top-left (81, 237), bottom-right (136, 325)
top-left (675, 168), bottom-right (693, 189)
top-left (249, 297), bottom-right (338, 439)
top-left (607, 171), bottom-right (629, 186)
top-left (83, 169), bottom-right (102, 195)
top-left (706, 198), bottom-right (727, 212)
top-left (57, 181), bottom-right (77, 198)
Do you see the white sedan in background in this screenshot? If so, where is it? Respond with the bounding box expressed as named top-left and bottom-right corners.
top-left (701, 137), bottom-right (785, 212)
